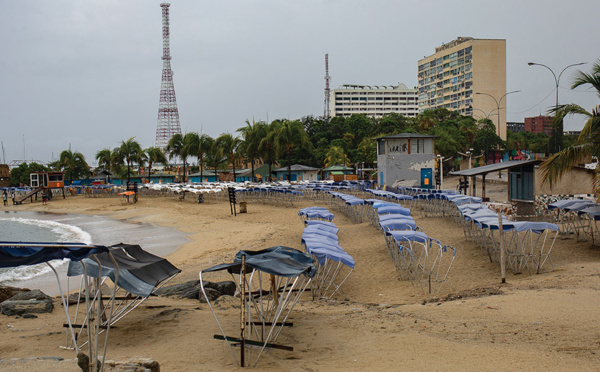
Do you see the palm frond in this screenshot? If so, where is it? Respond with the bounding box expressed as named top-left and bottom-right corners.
top-left (571, 60), bottom-right (600, 97)
top-left (540, 143), bottom-right (594, 188)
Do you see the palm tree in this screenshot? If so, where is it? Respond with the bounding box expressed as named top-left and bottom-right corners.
top-left (541, 60), bottom-right (600, 194)
top-left (258, 121), bottom-right (279, 182)
top-left (238, 120), bottom-right (266, 182)
top-left (197, 134), bottom-right (214, 183)
top-left (216, 133), bottom-right (242, 182)
top-left (58, 149), bottom-right (89, 183)
top-left (166, 133), bottom-right (184, 182)
top-left (166, 133), bottom-right (196, 183)
top-left (114, 137), bottom-right (143, 182)
top-left (272, 119), bottom-right (312, 181)
top-left (95, 148), bottom-right (112, 182)
top-left (324, 146), bottom-right (350, 167)
top-left (204, 140), bottom-right (226, 182)
top-left (145, 147), bottom-right (168, 183)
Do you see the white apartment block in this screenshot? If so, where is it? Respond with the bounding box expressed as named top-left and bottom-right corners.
top-left (329, 83), bottom-right (419, 118)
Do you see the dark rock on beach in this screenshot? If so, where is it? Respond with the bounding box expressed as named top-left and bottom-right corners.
top-left (1, 289), bottom-right (54, 316)
top-left (199, 287), bottom-right (220, 303)
top-left (204, 280), bottom-right (236, 297)
top-left (154, 280), bottom-right (201, 299)
top-left (0, 285), bottom-right (31, 303)
top-left (155, 280), bottom-right (236, 302)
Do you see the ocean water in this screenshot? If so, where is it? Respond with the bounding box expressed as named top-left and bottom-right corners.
top-left (0, 211), bottom-right (190, 293)
top-left (0, 215), bottom-right (92, 282)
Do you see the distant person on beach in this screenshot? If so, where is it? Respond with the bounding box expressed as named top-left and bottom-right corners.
top-left (2, 192), bottom-right (7, 206)
top-left (42, 192), bottom-right (48, 205)
top-left (11, 191), bottom-right (15, 205)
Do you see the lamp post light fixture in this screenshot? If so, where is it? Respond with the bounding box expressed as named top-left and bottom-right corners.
top-left (471, 107), bottom-right (499, 121)
top-left (467, 148), bottom-right (473, 169)
top-left (475, 90), bottom-right (521, 138)
top-left (476, 91), bottom-right (520, 179)
top-left (527, 61), bottom-right (586, 153)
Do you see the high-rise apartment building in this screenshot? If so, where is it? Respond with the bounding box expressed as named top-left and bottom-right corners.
top-left (329, 83), bottom-right (418, 119)
top-left (417, 37), bottom-right (507, 138)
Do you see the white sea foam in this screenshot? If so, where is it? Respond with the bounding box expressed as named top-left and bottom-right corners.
top-left (0, 217), bottom-right (93, 283)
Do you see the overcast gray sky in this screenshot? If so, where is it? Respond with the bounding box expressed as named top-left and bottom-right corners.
top-left (1, 0), bottom-right (599, 165)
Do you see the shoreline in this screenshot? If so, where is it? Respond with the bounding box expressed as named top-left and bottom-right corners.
top-left (0, 209), bottom-right (190, 295)
top-left (2, 192), bottom-right (600, 370)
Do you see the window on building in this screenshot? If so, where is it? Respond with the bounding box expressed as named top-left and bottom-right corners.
top-left (411, 139), bottom-right (425, 154)
top-left (378, 140), bottom-right (386, 155)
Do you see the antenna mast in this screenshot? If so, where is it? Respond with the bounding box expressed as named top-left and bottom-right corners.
top-left (155, 3), bottom-right (182, 150)
top-left (324, 54), bottom-right (331, 119)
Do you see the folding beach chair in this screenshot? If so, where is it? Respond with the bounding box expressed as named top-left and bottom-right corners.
top-left (0, 242), bottom-right (114, 372)
top-left (64, 244), bottom-right (180, 353)
top-left (578, 206), bottom-right (600, 245)
top-left (384, 230), bottom-right (429, 285)
top-left (302, 239), bottom-right (355, 299)
top-left (562, 201), bottom-right (596, 241)
top-left (506, 222), bottom-right (558, 274)
top-left (200, 247), bottom-right (315, 367)
top-left (547, 199), bottom-right (583, 234)
top-left (419, 239), bottom-right (456, 294)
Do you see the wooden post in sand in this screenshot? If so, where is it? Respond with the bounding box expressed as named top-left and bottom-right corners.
top-left (498, 212), bottom-right (506, 284)
top-left (240, 254), bottom-right (246, 367)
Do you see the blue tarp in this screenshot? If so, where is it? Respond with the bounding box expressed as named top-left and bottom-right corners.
top-left (203, 246), bottom-right (316, 278)
top-left (0, 241), bottom-right (108, 268)
top-left (67, 244), bottom-right (181, 298)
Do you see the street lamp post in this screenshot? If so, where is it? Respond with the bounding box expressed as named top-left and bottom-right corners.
top-left (476, 90), bottom-right (520, 179)
top-left (436, 154), bottom-right (444, 190)
top-left (527, 61), bottom-right (586, 153)
top-left (475, 90), bottom-right (521, 138)
top-left (471, 108), bottom-right (498, 121)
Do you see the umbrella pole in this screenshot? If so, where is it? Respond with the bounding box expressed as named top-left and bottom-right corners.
top-left (499, 214), bottom-right (506, 284)
top-left (240, 254), bottom-right (246, 367)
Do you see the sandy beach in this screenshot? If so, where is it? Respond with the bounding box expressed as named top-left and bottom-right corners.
top-left (2, 183), bottom-right (600, 371)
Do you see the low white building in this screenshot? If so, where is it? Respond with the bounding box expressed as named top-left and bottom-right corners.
top-left (329, 83), bottom-right (418, 118)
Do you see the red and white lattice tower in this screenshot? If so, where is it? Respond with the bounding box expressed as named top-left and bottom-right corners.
top-left (324, 53), bottom-right (331, 119)
top-left (155, 3), bottom-right (182, 150)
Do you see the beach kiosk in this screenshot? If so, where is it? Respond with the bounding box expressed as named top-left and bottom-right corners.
top-left (376, 133), bottom-right (437, 188)
top-left (16, 171), bottom-right (65, 204)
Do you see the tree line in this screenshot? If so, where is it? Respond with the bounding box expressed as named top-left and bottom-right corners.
top-left (11, 59), bottom-right (600, 189)
top-left (9, 111), bottom-right (556, 186)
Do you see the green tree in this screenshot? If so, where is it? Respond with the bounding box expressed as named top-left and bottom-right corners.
top-left (204, 140), bottom-right (226, 182)
top-left (95, 148), bottom-right (112, 172)
top-left (114, 137), bottom-right (143, 182)
top-left (373, 113), bottom-right (413, 136)
top-left (144, 147), bottom-right (168, 183)
top-left (271, 119), bottom-right (312, 181)
top-left (472, 120), bottom-right (505, 162)
top-left (10, 162), bottom-right (49, 186)
top-left (324, 146), bottom-right (350, 167)
top-left (238, 120), bottom-right (267, 182)
top-left (166, 133), bottom-right (196, 183)
top-left (194, 134), bottom-right (214, 183)
top-left (58, 149), bottom-right (89, 183)
top-left (357, 137), bottom-right (376, 164)
top-left (541, 60), bottom-right (600, 192)
top-left (258, 121), bottom-right (279, 182)
top-left (216, 133), bottom-right (242, 182)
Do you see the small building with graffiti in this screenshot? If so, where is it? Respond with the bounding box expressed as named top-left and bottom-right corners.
top-left (376, 133), bottom-right (437, 187)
